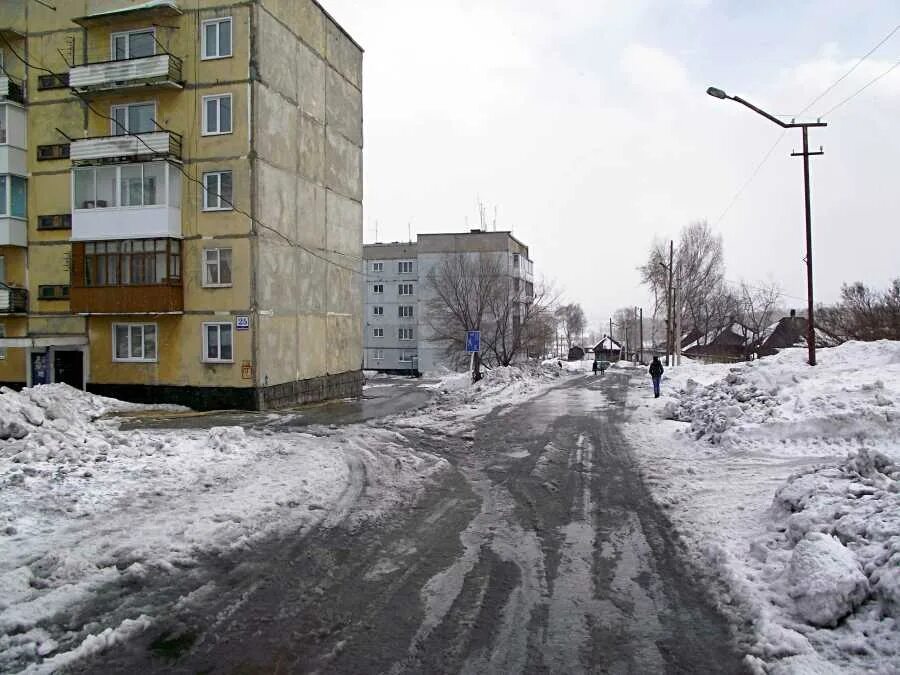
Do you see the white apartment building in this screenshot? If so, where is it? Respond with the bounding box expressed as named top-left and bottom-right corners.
top-left (363, 231), bottom-right (534, 374)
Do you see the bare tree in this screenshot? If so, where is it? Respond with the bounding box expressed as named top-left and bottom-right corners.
top-left (817, 279), bottom-right (900, 341)
top-left (425, 252), bottom-right (555, 368)
top-left (555, 303), bottom-right (586, 349)
top-left (738, 280), bottom-right (784, 345)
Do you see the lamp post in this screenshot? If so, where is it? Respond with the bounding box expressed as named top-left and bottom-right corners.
top-left (706, 86), bottom-right (825, 366)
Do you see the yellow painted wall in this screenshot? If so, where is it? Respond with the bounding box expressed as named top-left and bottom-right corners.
top-left (87, 314), bottom-right (251, 388)
top-left (0, 246), bottom-right (26, 285)
top-left (182, 237), bottom-right (251, 312)
top-left (0, 317), bottom-right (27, 383)
top-left (27, 244), bottom-right (72, 314)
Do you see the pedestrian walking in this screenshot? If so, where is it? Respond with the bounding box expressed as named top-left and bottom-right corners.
top-left (649, 356), bottom-right (664, 398)
top-left (592, 360), bottom-right (598, 376)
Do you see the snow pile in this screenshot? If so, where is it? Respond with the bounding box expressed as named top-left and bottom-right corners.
top-left (0, 386), bottom-right (449, 673)
top-left (622, 341), bottom-right (900, 673)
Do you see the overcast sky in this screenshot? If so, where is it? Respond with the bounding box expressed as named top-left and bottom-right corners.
top-left (325, 0), bottom-right (900, 332)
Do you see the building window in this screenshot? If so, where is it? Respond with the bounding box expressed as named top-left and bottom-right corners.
top-left (373, 327), bottom-right (384, 338)
top-left (399, 352), bottom-right (414, 363)
top-left (513, 253), bottom-right (520, 268)
top-left (0, 105), bottom-right (6, 145)
top-left (111, 28), bottom-right (155, 60)
top-left (0, 254), bottom-right (4, 282)
top-left (399, 327), bottom-right (413, 341)
top-left (373, 284), bottom-right (383, 294)
top-left (203, 322), bottom-right (234, 362)
top-left (38, 285), bottom-right (70, 300)
top-left (113, 323), bottom-right (157, 362)
top-left (0, 175), bottom-right (27, 218)
top-left (398, 283), bottom-right (414, 296)
top-left (372, 262), bottom-right (383, 273)
top-left (201, 17), bottom-right (232, 60)
top-left (372, 306), bottom-right (384, 316)
top-left (0, 323), bottom-right (4, 359)
top-left (398, 261), bottom-right (413, 274)
top-left (84, 239), bottom-right (180, 286)
top-left (73, 161), bottom-right (178, 211)
top-left (111, 102), bottom-right (156, 135)
top-left (398, 305), bottom-right (413, 318)
top-left (372, 349), bottom-right (384, 361)
top-left (202, 94), bottom-right (232, 135)
top-left (202, 171), bottom-right (232, 210)
top-left (203, 247), bottom-right (232, 286)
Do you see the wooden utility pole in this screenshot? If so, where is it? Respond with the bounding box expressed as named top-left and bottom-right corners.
top-left (792, 127), bottom-right (823, 366)
top-left (666, 240), bottom-right (673, 366)
top-left (639, 306), bottom-right (644, 364)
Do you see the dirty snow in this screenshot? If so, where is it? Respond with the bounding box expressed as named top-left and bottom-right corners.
top-left (0, 384), bottom-right (449, 673)
top-left (622, 341), bottom-right (900, 673)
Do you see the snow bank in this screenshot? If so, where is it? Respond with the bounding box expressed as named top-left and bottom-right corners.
top-left (622, 342), bottom-right (900, 673)
top-left (0, 385), bottom-right (449, 673)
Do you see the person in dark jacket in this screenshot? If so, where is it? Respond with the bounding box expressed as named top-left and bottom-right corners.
top-left (649, 356), bottom-right (664, 398)
top-left (592, 360), bottom-right (598, 376)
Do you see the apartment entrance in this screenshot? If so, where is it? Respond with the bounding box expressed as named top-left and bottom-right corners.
top-left (54, 350), bottom-right (85, 390)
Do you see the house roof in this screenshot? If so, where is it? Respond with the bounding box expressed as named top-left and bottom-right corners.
top-left (593, 335), bottom-right (622, 351)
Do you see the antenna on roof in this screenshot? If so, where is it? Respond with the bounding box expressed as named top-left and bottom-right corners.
top-left (375, 219), bottom-right (379, 243)
top-left (408, 221), bottom-right (412, 243)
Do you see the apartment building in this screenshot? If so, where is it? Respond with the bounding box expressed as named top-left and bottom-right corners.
top-left (0, 0), bottom-right (363, 410)
top-left (362, 241), bottom-right (418, 372)
top-left (362, 231), bottom-right (534, 374)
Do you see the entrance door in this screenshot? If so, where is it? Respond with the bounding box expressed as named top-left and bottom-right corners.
top-left (53, 350), bottom-right (84, 390)
top-left (30, 351), bottom-right (51, 386)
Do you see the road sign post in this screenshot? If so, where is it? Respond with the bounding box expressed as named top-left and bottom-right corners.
top-left (466, 330), bottom-right (482, 383)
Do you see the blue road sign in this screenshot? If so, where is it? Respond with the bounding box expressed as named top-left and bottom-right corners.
top-left (466, 330), bottom-right (481, 353)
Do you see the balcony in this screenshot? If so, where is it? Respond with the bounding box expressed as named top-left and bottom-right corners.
top-left (71, 160), bottom-right (182, 241)
top-left (70, 239), bottom-right (183, 314)
top-left (69, 54), bottom-right (183, 95)
top-left (0, 76), bottom-right (25, 104)
top-left (0, 103), bottom-right (27, 177)
top-left (0, 283), bottom-right (27, 314)
top-left (70, 130), bottom-right (181, 164)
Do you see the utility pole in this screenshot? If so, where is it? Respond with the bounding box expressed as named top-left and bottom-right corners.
top-left (707, 86), bottom-right (825, 367)
top-left (792, 126), bottom-right (823, 366)
top-left (674, 281), bottom-right (681, 366)
top-left (666, 240), bottom-right (673, 366)
top-left (639, 307), bottom-right (644, 364)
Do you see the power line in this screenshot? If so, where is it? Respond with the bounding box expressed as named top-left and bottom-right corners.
top-left (798, 23), bottom-right (900, 116)
top-left (0, 32), bottom-right (368, 277)
top-left (714, 130), bottom-right (787, 226)
top-left (821, 55), bottom-right (900, 117)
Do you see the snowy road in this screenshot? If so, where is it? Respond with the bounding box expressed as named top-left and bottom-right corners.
top-left (66, 372), bottom-right (743, 674)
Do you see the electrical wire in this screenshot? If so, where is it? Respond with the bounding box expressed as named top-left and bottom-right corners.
top-left (797, 22), bottom-right (900, 117)
top-left (820, 55), bottom-right (900, 117)
top-left (714, 130), bottom-right (787, 226)
top-left (1, 32), bottom-right (367, 277)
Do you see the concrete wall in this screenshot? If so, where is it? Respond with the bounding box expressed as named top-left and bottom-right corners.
top-left (252, 0), bottom-right (363, 389)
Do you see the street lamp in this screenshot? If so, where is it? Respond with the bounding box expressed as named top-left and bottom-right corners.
top-left (706, 86), bottom-right (826, 366)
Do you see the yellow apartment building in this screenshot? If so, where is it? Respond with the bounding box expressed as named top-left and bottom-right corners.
top-left (0, 0), bottom-right (363, 409)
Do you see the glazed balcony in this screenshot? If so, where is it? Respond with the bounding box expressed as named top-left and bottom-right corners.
top-left (69, 54), bottom-right (183, 95)
top-left (71, 160), bottom-right (182, 241)
top-left (0, 76), bottom-right (25, 104)
top-left (70, 130), bottom-right (181, 163)
top-left (0, 283), bottom-right (27, 314)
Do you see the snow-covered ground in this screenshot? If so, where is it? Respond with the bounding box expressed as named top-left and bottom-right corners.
top-left (622, 342), bottom-right (900, 673)
top-left (0, 384), bottom-right (449, 673)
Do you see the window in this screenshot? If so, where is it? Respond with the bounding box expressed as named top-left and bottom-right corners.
top-left (37, 73), bottom-right (69, 90)
top-left (373, 327), bottom-right (384, 338)
top-left (113, 323), bottom-right (157, 362)
top-left (111, 28), bottom-right (155, 60)
top-left (0, 255), bottom-right (4, 282)
top-left (203, 322), bottom-right (233, 362)
top-left (73, 162), bottom-right (178, 211)
top-left (203, 94), bottom-right (232, 135)
top-left (398, 305), bottom-right (413, 318)
top-left (372, 306), bottom-right (384, 316)
top-left (0, 324), bottom-right (5, 360)
top-left (372, 262), bottom-right (383, 273)
top-left (111, 102), bottom-right (156, 135)
top-left (37, 214), bottom-right (72, 231)
top-left (37, 144), bottom-right (70, 161)
top-left (203, 247), bottom-right (232, 286)
top-left (0, 105), bottom-right (6, 144)
top-left (399, 352), bottom-right (414, 363)
top-left (372, 349), bottom-right (384, 361)
top-left (399, 328), bottom-right (414, 341)
top-left (398, 261), bottom-right (413, 274)
top-left (398, 283), bottom-right (414, 296)
top-left (373, 284), bottom-right (383, 294)
top-left (38, 285), bottom-right (70, 300)
top-left (202, 17), bottom-right (232, 59)
top-left (202, 171), bottom-right (232, 210)
top-left (0, 175), bottom-right (27, 218)
top-left (513, 253), bottom-right (520, 268)
top-left (84, 239), bottom-right (180, 286)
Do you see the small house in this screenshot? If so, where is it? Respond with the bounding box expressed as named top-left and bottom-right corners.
top-left (593, 335), bottom-right (623, 362)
